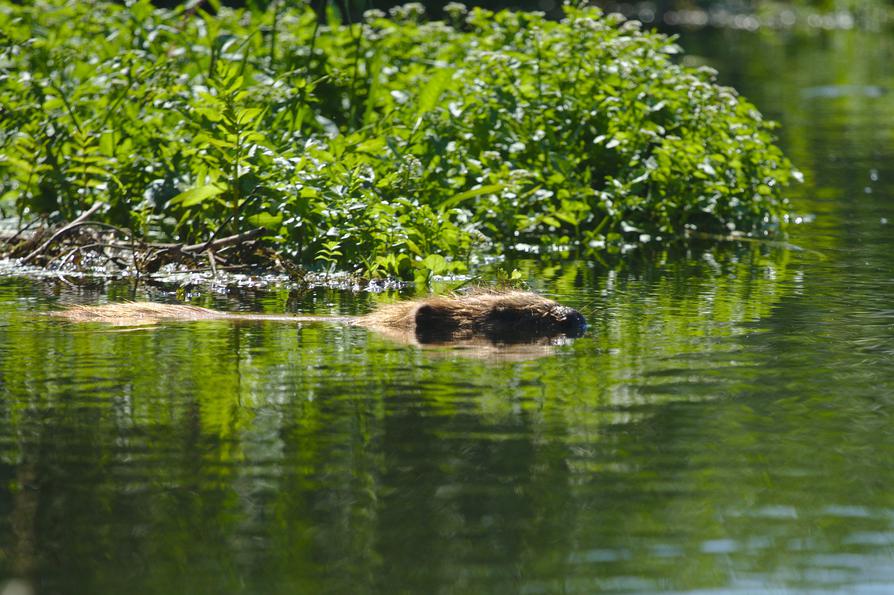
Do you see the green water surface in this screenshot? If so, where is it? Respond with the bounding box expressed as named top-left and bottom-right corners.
top-left (1, 29), bottom-right (893, 594)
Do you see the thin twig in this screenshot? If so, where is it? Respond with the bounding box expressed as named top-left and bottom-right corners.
top-left (76, 221), bottom-right (135, 241)
top-left (55, 274), bottom-right (76, 288)
top-left (46, 242), bottom-right (130, 269)
top-left (206, 249), bottom-right (217, 276)
top-left (21, 202), bottom-right (103, 264)
top-left (181, 227), bottom-right (265, 252)
top-left (52, 248), bottom-right (80, 270)
top-left (0, 218), bottom-right (42, 250)
top-left (102, 244), bottom-right (130, 270)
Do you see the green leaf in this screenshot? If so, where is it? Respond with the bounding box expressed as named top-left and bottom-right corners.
top-left (75, 165), bottom-right (113, 176)
top-left (236, 107), bottom-right (263, 126)
top-left (355, 137), bottom-right (386, 155)
top-left (168, 183), bottom-right (226, 208)
top-left (405, 238), bottom-right (422, 256)
top-left (421, 254), bottom-right (448, 274)
top-left (439, 184), bottom-right (503, 211)
top-left (247, 212), bottom-right (283, 230)
top-left (1, 155), bottom-right (39, 174)
top-left (416, 68), bottom-right (455, 119)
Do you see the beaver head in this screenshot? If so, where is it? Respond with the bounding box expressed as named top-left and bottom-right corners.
top-left (362, 291), bottom-right (587, 344)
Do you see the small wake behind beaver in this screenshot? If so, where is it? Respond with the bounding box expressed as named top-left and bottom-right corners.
top-left (54, 291), bottom-right (587, 350)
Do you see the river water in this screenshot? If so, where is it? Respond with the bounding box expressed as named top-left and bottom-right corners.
top-left (0, 28), bottom-right (893, 594)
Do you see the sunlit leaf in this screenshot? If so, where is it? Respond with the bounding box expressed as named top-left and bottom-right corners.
top-left (416, 68), bottom-right (455, 118)
top-left (247, 212), bottom-right (283, 230)
top-left (439, 184), bottom-right (504, 211)
top-left (168, 183), bottom-right (226, 208)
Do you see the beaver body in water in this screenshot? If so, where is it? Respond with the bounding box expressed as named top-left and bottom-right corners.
top-left (56, 291), bottom-right (587, 344)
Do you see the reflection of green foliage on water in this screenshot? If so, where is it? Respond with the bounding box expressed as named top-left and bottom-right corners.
top-left (488, 244), bottom-right (795, 414)
top-left (0, 1), bottom-right (796, 278)
top-left (678, 28), bottom-right (894, 254)
top-left (0, 235), bottom-right (799, 594)
top-left (3, 233), bottom-right (882, 592)
top-left (602, 0), bottom-right (893, 31)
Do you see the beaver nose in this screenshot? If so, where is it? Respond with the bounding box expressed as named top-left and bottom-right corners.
top-left (559, 307), bottom-right (587, 337)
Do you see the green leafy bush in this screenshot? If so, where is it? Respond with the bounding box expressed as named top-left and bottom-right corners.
top-left (0, 0), bottom-right (797, 277)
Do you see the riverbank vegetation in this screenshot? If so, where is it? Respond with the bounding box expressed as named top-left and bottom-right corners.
top-left (0, 0), bottom-right (798, 280)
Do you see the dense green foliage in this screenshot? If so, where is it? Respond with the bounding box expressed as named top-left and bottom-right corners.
top-left (0, 1), bottom-right (797, 277)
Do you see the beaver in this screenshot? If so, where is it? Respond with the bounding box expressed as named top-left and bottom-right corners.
top-left (54, 291), bottom-right (587, 345)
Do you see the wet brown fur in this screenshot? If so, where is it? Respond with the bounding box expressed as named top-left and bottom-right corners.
top-left (357, 291), bottom-right (586, 342)
top-left (55, 291), bottom-right (586, 343)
